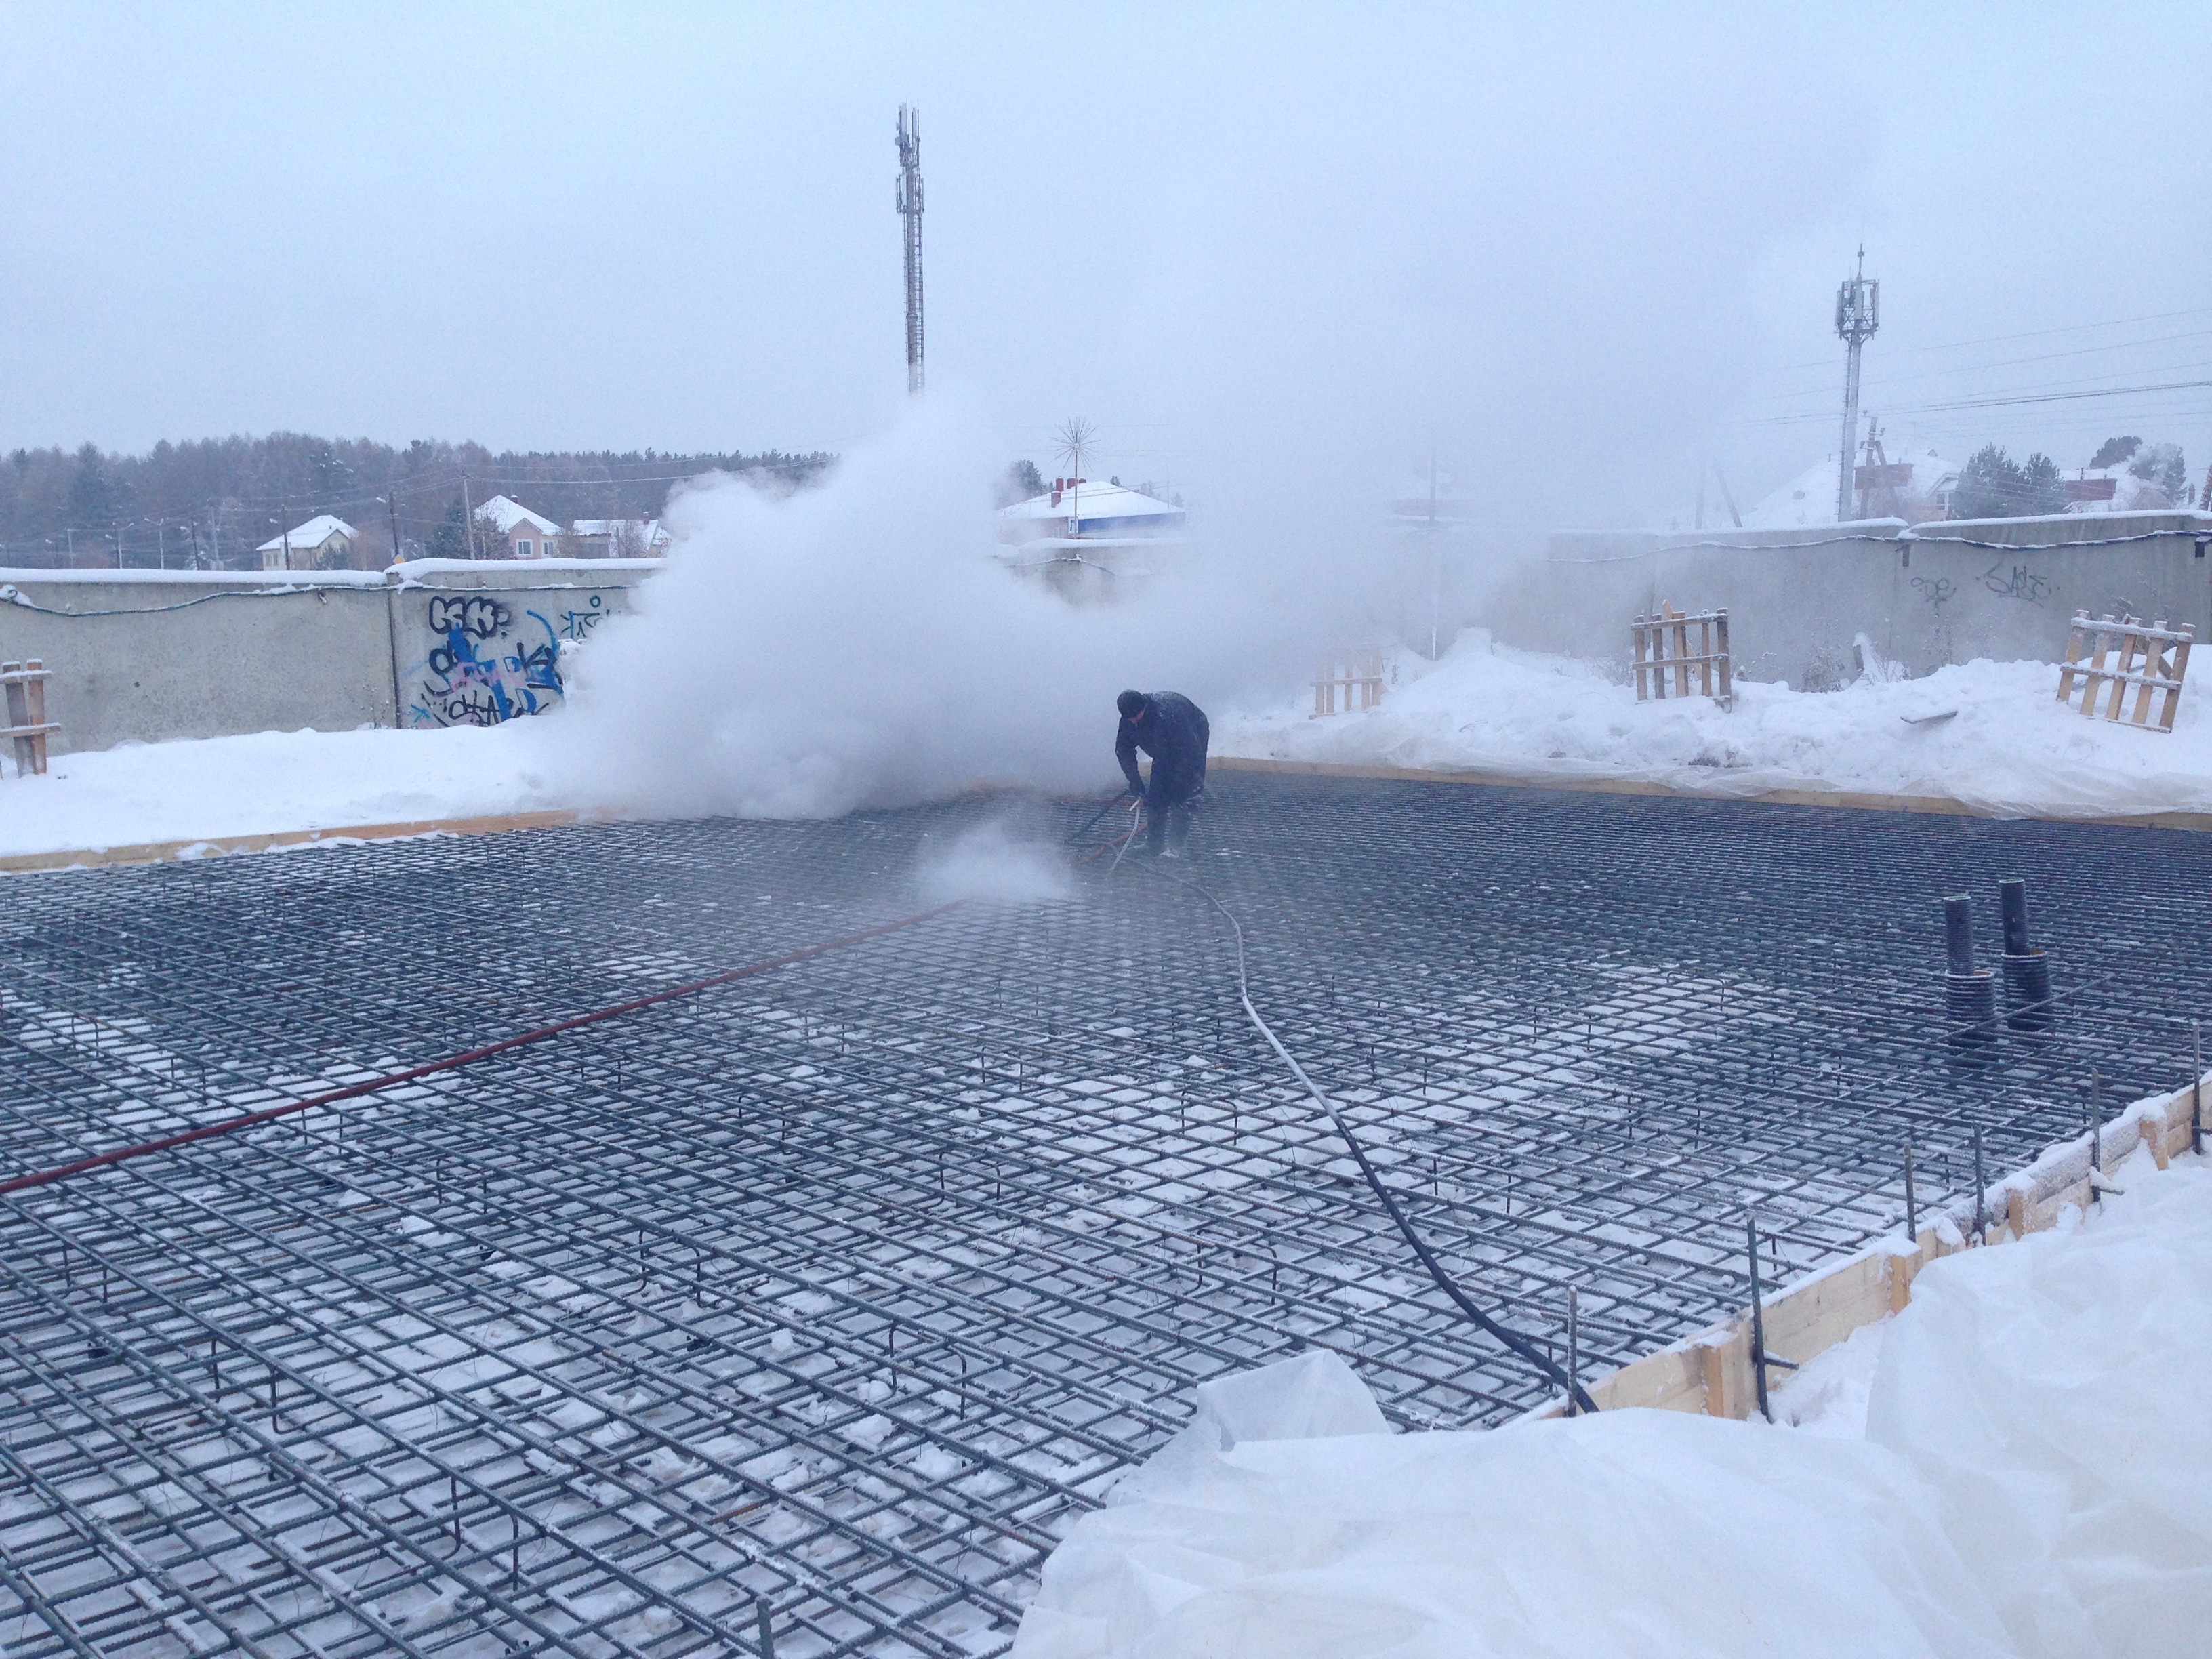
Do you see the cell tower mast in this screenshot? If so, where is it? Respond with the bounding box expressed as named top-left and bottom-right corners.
top-left (896, 105), bottom-right (924, 395)
top-left (1833, 247), bottom-right (1879, 522)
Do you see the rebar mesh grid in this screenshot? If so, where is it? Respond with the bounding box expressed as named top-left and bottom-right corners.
top-left (3, 773), bottom-right (2207, 1657)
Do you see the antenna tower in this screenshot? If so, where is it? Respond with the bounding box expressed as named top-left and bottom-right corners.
top-left (1833, 247), bottom-right (1879, 521)
top-left (896, 105), bottom-right (924, 394)
top-left (1055, 417), bottom-right (1095, 535)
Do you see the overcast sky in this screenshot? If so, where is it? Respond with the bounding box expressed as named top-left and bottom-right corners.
top-left (3, 3), bottom-right (2208, 523)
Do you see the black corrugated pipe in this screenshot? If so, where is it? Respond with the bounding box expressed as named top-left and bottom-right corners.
top-left (1943, 894), bottom-right (1998, 1065)
top-left (1998, 877), bottom-right (2054, 1035)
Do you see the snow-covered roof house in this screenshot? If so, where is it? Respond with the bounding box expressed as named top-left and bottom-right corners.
top-left (2060, 468), bottom-right (2179, 513)
top-left (474, 495), bottom-right (563, 558)
top-left (565, 518), bottom-right (672, 558)
top-left (256, 514), bottom-right (358, 571)
top-left (1741, 451), bottom-right (1962, 529)
top-left (994, 479), bottom-right (1185, 548)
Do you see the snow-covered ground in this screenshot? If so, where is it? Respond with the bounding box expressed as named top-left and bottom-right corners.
top-left (4, 636), bottom-right (2209, 863)
top-left (1217, 633), bottom-right (2212, 820)
top-left (0, 722), bottom-right (583, 859)
top-left (1014, 1149), bottom-right (2212, 1658)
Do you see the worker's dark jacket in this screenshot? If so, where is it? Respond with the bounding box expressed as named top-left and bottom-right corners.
top-left (1117, 692), bottom-right (1210, 803)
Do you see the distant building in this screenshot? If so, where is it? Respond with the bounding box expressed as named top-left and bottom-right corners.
top-left (1742, 451), bottom-right (1962, 529)
top-left (993, 478), bottom-right (1189, 600)
top-left (562, 518), bottom-right (672, 558)
top-left (2061, 468), bottom-right (2176, 512)
top-left (256, 514), bottom-right (357, 571)
top-left (994, 479), bottom-right (1185, 546)
top-left (472, 495), bottom-right (564, 558)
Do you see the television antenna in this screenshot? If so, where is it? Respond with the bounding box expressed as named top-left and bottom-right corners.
top-left (1055, 417), bottom-right (1096, 535)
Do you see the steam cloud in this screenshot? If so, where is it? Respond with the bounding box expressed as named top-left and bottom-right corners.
top-left (914, 820), bottom-right (1076, 907)
top-left (550, 394), bottom-right (1369, 819)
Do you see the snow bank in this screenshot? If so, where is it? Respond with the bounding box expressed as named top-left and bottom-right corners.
top-left (0, 722), bottom-right (576, 857)
top-left (8, 624), bottom-right (2212, 865)
top-left (1214, 632), bottom-right (2212, 821)
top-left (1015, 1160), bottom-right (2212, 1658)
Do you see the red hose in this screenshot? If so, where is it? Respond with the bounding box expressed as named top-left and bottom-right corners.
top-left (0, 901), bottom-right (965, 1198)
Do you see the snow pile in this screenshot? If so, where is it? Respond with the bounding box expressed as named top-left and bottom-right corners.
top-left (1015, 1158), bottom-right (2212, 1658)
top-left (1214, 632), bottom-right (2212, 820)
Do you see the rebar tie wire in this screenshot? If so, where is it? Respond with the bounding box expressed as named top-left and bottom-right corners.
top-left (1128, 846), bottom-right (1601, 1416)
top-left (0, 903), bottom-right (966, 1196)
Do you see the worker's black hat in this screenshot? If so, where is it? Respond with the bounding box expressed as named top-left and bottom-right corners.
top-left (1117, 690), bottom-right (1148, 718)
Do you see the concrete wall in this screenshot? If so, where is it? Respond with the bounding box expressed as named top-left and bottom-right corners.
top-left (0, 569), bottom-right (397, 756)
top-left (1494, 511), bottom-right (2212, 688)
top-left (388, 559), bottom-right (656, 729)
top-left (0, 558), bottom-right (660, 754)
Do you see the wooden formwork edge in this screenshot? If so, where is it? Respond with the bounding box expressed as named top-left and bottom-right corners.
top-left (1542, 1071), bottom-right (2211, 1422)
top-left (1210, 754), bottom-right (2212, 833)
top-left (0, 808), bottom-right (590, 875)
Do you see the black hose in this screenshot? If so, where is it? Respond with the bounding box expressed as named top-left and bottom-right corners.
top-left (1062, 789), bottom-right (1136, 847)
top-left (1131, 854), bottom-right (1599, 1416)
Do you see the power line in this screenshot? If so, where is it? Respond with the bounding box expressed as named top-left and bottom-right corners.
top-left (1746, 377), bottom-right (2212, 427)
top-left (1756, 328), bottom-right (2212, 398)
top-left (1765, 304), bottom-right (2212, 371)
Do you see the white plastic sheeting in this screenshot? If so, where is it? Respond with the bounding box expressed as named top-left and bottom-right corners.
top-left (1868, 1164), bottom-right (2212, 1656)
top-left (1015, 1160), bottom-right (2212, 1658)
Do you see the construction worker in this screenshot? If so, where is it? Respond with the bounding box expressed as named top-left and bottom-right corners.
top-left (1115, 689), bottom-right (1209, 858)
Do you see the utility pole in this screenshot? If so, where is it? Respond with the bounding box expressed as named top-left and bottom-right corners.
top-left (280, 500), bottom-right (293, 572)
top-left (1834, 247), bottom-right (1879, 523)
top-left (896, 104), bottom-right (924, 395)
top-left (387, 493), bottom-right (403, 567)
top-left (462, 477), bottom-right (479, 560)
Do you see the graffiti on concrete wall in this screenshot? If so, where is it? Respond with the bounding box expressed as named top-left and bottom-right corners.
top-left (1980, 560), bottom-right (2053, 605)
top-left (401, 585), bottom-right (633, 729)
top-left (406, 594), bottom-right (565, 728)
top-left (558, 593), bottom-right (610, 641)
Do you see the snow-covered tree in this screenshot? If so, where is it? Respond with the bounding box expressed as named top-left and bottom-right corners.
top-left (1954, 445), bottom-right (2067, 518)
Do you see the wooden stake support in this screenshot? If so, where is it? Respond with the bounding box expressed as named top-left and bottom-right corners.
top-left (1312, 649), bottom-right (1385, 717)
top-left (1, 660), bottom-right (58, 777)
top-left (1631, 606), bottom-right (1732, 707)
top-left (2056, 612), bottom-right (2192, 733)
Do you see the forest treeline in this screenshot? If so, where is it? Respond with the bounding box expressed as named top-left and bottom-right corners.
top-left (0, 433), bottom-right (835, 569)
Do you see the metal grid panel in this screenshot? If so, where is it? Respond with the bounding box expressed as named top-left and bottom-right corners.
top-left (3, 775), bottom-right (2205, 1656)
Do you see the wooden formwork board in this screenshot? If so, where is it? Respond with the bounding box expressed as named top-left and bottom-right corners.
top-left (1561, 1069), bottom-right (2211, 1422)
top-left (1631, 607), bottom-right (1733, 707)
top-left (1207, 755), bottom-right (2212, 833)
top-left (2057, 612), bottom-right (2193, 733)
top-left (1313, 651), bottom-right (1386, 717)
top-left (1, 659), bottom-right (58, 777)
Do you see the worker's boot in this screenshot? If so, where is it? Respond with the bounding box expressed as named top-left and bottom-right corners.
top-left (1161, 807), bottom-right (1189, 859)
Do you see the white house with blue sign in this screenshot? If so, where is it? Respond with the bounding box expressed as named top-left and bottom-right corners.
top-left (994, 478), bottom-right (1187, 597)
top-left (996, 478), bottom-right (1185, 545)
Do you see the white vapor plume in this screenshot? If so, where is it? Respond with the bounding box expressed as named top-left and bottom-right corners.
top-left (552, 392), bottom-right (1355, 819)
top-left (914, 820), bottom-right (1075, 907)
